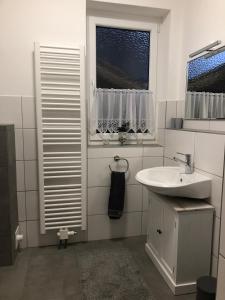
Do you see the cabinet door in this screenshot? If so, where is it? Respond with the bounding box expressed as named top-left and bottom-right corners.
top-left (147, 196), bottom-right (163, 258)
top-left (161, 207), bottom-right (177, 278)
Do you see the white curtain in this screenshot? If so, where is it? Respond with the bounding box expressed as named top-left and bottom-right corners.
top-left (90, 89), bottom-right (155, 135)
top-left (186, 91), bottom-right (225, 119)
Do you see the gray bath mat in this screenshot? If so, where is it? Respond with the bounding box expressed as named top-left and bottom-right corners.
top-left (76, 240), bottom-right (155, 300)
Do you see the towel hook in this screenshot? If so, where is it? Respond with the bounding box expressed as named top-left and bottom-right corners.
top-left (109, 155), bottom-right (129, 173)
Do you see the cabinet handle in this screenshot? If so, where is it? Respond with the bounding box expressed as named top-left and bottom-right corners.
top-left (157, 229), bottom-right (162, 234)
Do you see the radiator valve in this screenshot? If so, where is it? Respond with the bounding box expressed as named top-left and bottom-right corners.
top-left (57, 228), bottom-right (77, 249)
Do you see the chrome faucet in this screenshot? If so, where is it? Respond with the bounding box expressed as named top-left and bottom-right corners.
top-left (173, 152), bottom-right (193, 174)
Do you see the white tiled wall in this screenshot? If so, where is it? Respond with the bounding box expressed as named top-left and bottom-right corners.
top-left (194, 133), bottom-right (225, 177)
top-left (0, 96), bottom-right (22, 128)
top-left (158, 100), bottom-right (225, 278)
top-left (0, 95), bottom-right (164, 247)
top-left (216, 173), bottom-right (225, 299)
top-left (164, 129), bottom-right (224, 277)
top-left (164, 129), bottom-right (195, 159)
top-left (0, 95), bottom-right (39, 248)
top-left (165, 101), bottom-right (177, 128)
top-left (5, 93), bottom-right (225, 261)
top-left (87, 146), bottom-right (163, 241)
top-left (0, 95), bottom-right (80, 248)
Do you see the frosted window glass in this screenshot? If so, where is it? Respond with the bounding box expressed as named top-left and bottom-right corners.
top-left (188, 50), bottom-right (225, 93)
top-left (96, 26), bottom-right (150, 89)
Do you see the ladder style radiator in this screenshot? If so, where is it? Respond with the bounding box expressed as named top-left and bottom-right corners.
top-left (34, 43), bottom-right (86, 234)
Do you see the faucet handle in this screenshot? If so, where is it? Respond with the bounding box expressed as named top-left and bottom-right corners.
top-left (177, 152), bottom-right (192, 164)
top-left (176, 152), bottom-right (188, 156)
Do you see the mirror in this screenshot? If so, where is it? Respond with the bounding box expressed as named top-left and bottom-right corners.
top-left (185, 49), bottom-right (225, 119)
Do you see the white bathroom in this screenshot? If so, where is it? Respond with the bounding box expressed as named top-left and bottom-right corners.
top-left (0, 0), bottom-right (225, 299)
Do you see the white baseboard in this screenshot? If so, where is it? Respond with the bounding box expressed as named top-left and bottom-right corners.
top-left (145, 243), bottom-right (196, 295)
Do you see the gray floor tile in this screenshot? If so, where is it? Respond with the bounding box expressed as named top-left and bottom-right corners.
top-left (0, 237), bottom-right (196, 300)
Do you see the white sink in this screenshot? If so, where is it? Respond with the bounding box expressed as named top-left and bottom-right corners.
top-left (135, 167), bottom-right (211, 199)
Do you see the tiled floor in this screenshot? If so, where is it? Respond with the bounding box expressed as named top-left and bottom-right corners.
top-left (0, 236), bottom-right (196, 300)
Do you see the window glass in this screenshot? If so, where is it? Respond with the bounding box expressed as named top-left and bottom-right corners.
top-left (188, 51), bottom-right (225, 93)
top-left (96, 26), bottom-right (150, 89)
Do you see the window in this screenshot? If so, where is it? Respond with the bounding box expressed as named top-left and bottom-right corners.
top-left (88, 17), bottom-right (158, 143)
top-left (186, 50), bottom-right (225, 119)
top-left (96, 26), bottom-right (150, 90)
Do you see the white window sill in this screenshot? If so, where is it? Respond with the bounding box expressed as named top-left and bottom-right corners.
top-left (88, 133), bottom-right (156, 146)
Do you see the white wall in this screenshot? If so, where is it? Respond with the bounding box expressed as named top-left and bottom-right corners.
top-left (157, 1), bottom-right (186, 102)
top-left (0, 0), bottom-right (187, 247)
top-left (0, 0), bottom-right (86, 96)
top-left (0, 0), bottom-right (86, 247)
top-left (89, 0), bottom-right (187, 102)
top-left (178, 0), bottom-right (225, 102)
top-left (3, 0), bottom-right (225, 253)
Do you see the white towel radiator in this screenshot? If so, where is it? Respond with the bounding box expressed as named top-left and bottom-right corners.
top-left (34, 43), bottom-right (86, 234)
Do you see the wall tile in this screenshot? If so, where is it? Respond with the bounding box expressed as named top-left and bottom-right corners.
top-left (125, 157), bottom-right (143, 185)
top-left (194, 133), bottom-right (225, 177)
top-left (143, 146), bottom-right (163, 157)
top-left (163, 157), bottom-right (178, 167)
top-left (24, 160), bottom-right (38, 191)
top-left (16, 161), bottom-right (25, 192)
top-left (216, 255), bottom-right (225, 299)
top-left (39, 231), bottom-right (65, 247)
top-left (27, 220), bottom-right (39, 247)
top-left (23, 129), bottom-right (37, 160)
top-left (15, 129), bottom-right (24, 160)
top-left (142, 187), bottom-right (149, 211)
top-left (125, 185), bottom-right (142, 212)
top-left (88, 157), bottom-right (142, 187)
top-left (39, 230), bottom-right (86, 246)
top-left (183, 120), bottom-right (210, 131)
top-left (88, 158), bottom-right (112, 187)
top-left (157, 129), bottom-right (165, 146)
top-left (176, 101), bottom-right (185, 118)
top-left (164, 129), bottom-right (195, 159)
top-left (165, 101), bottom-right (176, 128)
top-left (0, 96), bottom-right (22, 128)
top-left (22, 97), bottom-right (36, 129)
top-left (142, 157), bottom-right (163, 169)
top-left (88, 187), bottom-right (109, 215)
top-left (88, 212), bottom-right (142, 241)
top-left (17, 192), bottom-right (26, 221)
top-left (88, 146), bottom-right (142, 159)
top-left (209, 120), bottom-right (225, 132)
top-left (141, 211), bottom-right (148, 235)
top-left (195, 169), bottom-right (222, 218)
top-left (157, 101), bottom-right (166, 129)
top-left (26, 191), bottom-right (39, 220)
top-left (88, 185), bottom-right (142, 215)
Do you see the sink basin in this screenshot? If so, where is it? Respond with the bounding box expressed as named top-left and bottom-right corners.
top-left (135, 167), bottom-right (211, 199)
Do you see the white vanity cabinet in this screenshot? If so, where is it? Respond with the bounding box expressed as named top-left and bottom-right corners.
top-left (145, 191), bottom-right (214, 295)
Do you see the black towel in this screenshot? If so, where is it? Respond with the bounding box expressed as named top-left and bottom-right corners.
top-left (108, 171), bottom-right (125, 219)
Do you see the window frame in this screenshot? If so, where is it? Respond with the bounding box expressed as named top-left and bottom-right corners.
top-left (87, 16), bottom-right (158, 145)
